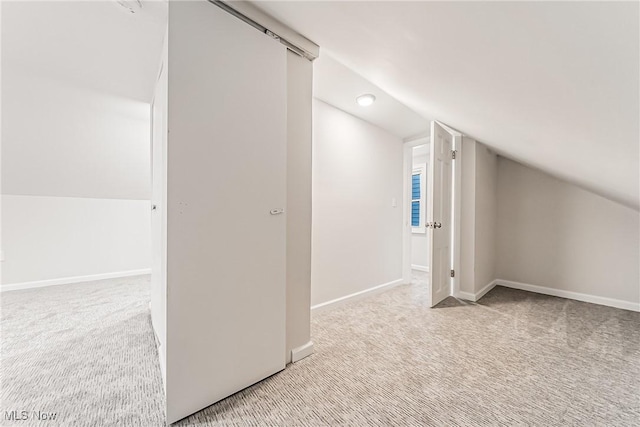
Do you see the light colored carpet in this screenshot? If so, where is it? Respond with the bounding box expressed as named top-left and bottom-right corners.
top-left (1, 276), bottom-right (165, 426)
top-left (1, 272), bottom-right (639, 426)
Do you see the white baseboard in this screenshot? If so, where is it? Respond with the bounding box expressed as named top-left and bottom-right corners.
top-left (475, 280), bottom-right (497, 301)
top-left (456, 280), bottom-right (497, 302)
top-left (456, 291), bottom-right (476, 301)
top-left (311, 278), bottom-right (404, 315)
top-left (291, 341), bottom-right (314, 363)
top-left (495, 279), bottom-right (640, 312)
top-left (411, 264), bottom-right (429, 273)
top-left (1, 269), bottom-right (152, 292)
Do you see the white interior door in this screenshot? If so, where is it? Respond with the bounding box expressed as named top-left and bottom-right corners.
top-left (165, 1), bottom-right (287, 423)
top-left (428, 121), bottom-right (454, 307)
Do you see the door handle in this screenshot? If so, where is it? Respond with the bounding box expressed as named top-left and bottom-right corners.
top-left (434, 222), bottom-right (442, 228)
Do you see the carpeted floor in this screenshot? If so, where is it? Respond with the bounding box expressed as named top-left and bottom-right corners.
top-left (1, 272), bottom-right (639, 426)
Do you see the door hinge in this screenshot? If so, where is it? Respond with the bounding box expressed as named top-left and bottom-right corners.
top-left (450, 269), bottom-right (455, 278)
top-left (451, 150), bottom-right (457, 160)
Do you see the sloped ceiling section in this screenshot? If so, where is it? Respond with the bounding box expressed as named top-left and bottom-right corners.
top-left (1, 1), bottom-right (167, 199)
top-left (314, 54), bottom-right (428, 139)
top-left (253, 1), bottom-right (639, 209)
top-left (2, 1), bottom-right (167, 103)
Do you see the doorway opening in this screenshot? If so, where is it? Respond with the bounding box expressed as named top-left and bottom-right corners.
top-left (402, 122), bottom-right (462, 307)
top-left (402, 137), bottom-right (429, 290)
top-left (409, 141), bottom-right (430, 287)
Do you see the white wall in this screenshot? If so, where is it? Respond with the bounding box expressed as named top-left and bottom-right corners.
top-left (473, 143), bottom-right (498, 292)
top-left (312, 99), bottom-right (404, 306)
top-left (411, 145), bottom-right (429, 269)
top-left (2, 68), bottom-right (150, 200)
top-left (1, 66), bottom-right (151, 287)
top-left (459, 138), bottom-right (477, 296)
top-left (411, 228), bottom-right (429, 268)
top-left (458, 138), bottom-right (498, 297)
top-left (496, 157), bottom-right (640, 305)
top-left (1, 195), bottom-right (150, 287)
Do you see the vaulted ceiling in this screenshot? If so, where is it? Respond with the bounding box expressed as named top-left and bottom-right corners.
top-left (1, 1), bottom-right (167, 199)
top-left (3, 1), bottom-right (638, 208)
top-left (313, 53), bottom-right (428, 139)
top-left (253, 1), bottom-right (639, 209)
top-left (2, 1), bottom-right (167, 103)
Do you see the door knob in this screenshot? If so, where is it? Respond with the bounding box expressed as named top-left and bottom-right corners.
top-left (434, 222), bottom-right (442, 228)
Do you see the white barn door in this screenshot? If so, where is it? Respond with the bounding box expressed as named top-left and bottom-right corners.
top-left (428, 121), bottom-right (454, 307)
top-left (165, 1), bottom-right (287, 423)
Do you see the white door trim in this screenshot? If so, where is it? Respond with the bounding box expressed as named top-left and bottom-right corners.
top-left (450, 132), bottom-right (462, 298)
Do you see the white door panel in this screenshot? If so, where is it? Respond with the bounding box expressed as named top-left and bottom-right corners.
top-left (165, 1), bottom-right (287, 423)
top-left (428, 121), bottom-right (454, 307)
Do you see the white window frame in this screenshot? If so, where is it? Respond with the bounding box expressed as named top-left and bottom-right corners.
top-left (411, 164), bottom-right (427, 234)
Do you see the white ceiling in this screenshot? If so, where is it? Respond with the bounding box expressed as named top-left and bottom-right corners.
top-left (254, 1), bottom-right (640, 209)
top-left (314, 54), bottom-right (427, 139)
top-left (2, 1), bottom-right (167, 103)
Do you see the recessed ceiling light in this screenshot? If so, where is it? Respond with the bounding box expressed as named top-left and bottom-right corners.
top-left (356, 94), bottom-right (376, 107)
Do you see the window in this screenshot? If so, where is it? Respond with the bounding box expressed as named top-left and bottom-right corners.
top-left (412, 166), bottom-right (426, 233)
top-left (411, 173), bottom-right (421, 226)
